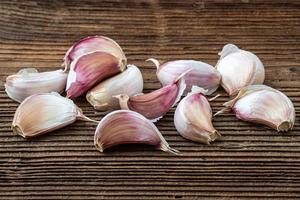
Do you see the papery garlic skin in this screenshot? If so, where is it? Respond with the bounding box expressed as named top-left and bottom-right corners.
top-left (217, 85), bottom-right (295, 132)
top-left (174, 86), bottom-right (220, 144)
top-left (64, 36), bottom-right (126, 69)
top-left (115, 72), bottom-right (186, 122)
top-left (94, 110), bottom-right (178, 154)
top-left (5, 68), bottom-right (67, 103)
top-left (12, 93), bottom-right (96, 138)
top-left (149, 58), bottom-right (221, 95)
top-left (216, 44), bottom-right (265, 96)
top-left (86, 65), bottom-right (143, 111)
top-left (66, 51), bottom-right (125, 98)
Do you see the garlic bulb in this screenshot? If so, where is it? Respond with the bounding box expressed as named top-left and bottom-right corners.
top-left (64, 36), bottom-right (126, 69)
top-left (66, 51), bottom-right (125, 98)
top-left (215, 85), bottom-right (295, 132)
top-left (216, 44), bottom-right (265, 96)
top-left (149, 58), bottom-right (221, 95)
top-left (12, 93), bottom-right (97, 138)
top-left (86, 64), bottom-right (143, 111)
top-left (94, 110), bottom-right (178, 154)
top-left (174, 86), bottom-right (220, 144)
top-left (5, 68), bottom-right (67, 103)
top-left (114, 71), bottom-right (187, 122)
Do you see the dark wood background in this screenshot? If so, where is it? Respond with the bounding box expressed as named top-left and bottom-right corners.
top-left (0, 0), bottom-right (299, 199)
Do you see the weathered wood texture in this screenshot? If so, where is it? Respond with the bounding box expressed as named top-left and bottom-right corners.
top-left (0, 0), bottom-right (300, 199)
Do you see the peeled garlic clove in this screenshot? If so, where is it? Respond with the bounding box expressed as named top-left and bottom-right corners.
top-left (12, 93), bottom-right (97, 138)
top-left (66, 51), bottom-right (125, 98)
top-left (174, 86), bottom-right (220, 144)
top-left (64, 36), bottom-right (126, 69)
top-left (216, 85), bottom-right (295, 132)
top-left (94, 110), bottom-right (178, 154)
top-left (148, 58), bottom-right (221, 95)
top-left (5, 68), bottom-right (67, 103)
top-left (114, 71), bottom-right (187, 122)
top-left (216, 44), bottom-right (265, 96)
top-left (86, 64), bottom-right (143, 111)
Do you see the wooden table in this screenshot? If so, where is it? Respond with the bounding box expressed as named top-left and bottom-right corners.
top-left (0, 1), bottom-right (299, 199)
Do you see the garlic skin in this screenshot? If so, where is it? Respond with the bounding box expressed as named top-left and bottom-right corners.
top-left (216, 85), bottom-right (295, 132)
top-left (174, 86), bottom-right (220, 144)
top-left (64, 36), bottom-right (126, 69)
top-left (114, 71), bottom-right (187, 122)
top-left (12, 93), bottom-right (97, 138)
top-left (5, 68), bottom-right (67, 103)
top-left (86, 65), bottom-right (143, 111)
top-left (94, 110), bottom-right (178, 154)
top-left (66, 51), bottom-right (125, 98)
top-left (148, 58), bottom-right (221, 95)
top-left (216, 44), bottom-right (265, 96)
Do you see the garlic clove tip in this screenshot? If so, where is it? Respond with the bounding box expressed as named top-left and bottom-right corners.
top-left (209, 94), bottom-right (221, 102)
top-left (174, 68), bottom-right (193, 83)
top-left (146, 58), bottom-right (160, 69)
top-left (214, 107), bottom-right (230, 116)
top-left (95, 143), bottom-right (104, 153)
top-left (159, 144), bottom-right (181, 155)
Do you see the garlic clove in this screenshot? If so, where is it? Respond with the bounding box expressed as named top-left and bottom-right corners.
top-left (174, 86), bottom-right (220, 144)
top-left (66, 51), bottom-right (125, 98)
top-left (64, 36), bottom-right (126, 69)
top-left (215, 85), bottom-right (295, 132)
top-left (5, 68), bottom-right (67, 103)
top-left (94, 110), bottom-right (178, 154)
top-left (216, 44), bottom-right (265, 96)
top-left (86, 64), bottom-right (143, 111)
top-left (12, 92), bottom-right (97, 138)
top-left (114, 70), bottom-right (188, 122)
top-left (148, 58), bottom-right (221, 95)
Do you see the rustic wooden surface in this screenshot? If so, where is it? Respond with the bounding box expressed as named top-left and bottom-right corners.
top-left (0, 0), bottom-right (300, 199)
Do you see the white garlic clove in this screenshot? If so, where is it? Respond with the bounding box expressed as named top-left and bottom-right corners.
top-left (114, 70), bottom-right (188, 122)
top-left (174, 86), bottom-right (220, 144)
top-left (5, 68), bottom-right (67, 103)
top-left (12, 93), bottom-right (97, 138)
top-left (216, 44), bottom-right (265, 96)
top-left (64, 36), bottom-right (126, 69)
top-left (215, 85), bottom-right (295, 132)
top-left (66, 51), bottom-right (125, 98)
top-left (94, 110), bottom-right (178, 154)
top-left (148, 58), bottom-right (221, 95)
top-left (86, 64), bottom-right (143, 111)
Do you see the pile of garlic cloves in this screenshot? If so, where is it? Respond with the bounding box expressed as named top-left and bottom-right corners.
top-left (5, 37), bottom-right (296, 155)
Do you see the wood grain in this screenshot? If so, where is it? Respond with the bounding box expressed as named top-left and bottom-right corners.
top-left (0, 0), bottom-right (300, 199)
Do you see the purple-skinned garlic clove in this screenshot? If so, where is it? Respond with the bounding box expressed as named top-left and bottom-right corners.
top-left (12, 92), bottom-right (97, 138)
top-left (215, 85), bottom-right (295, 132)
top-left (174, 86), bottom-right (220, 144)
top-left (63, 36), bottom-right (126, 69)
top-left (216, 44), bottom-right (265, 96)
top-left (114, 70), bottom-right (188, 122)
top-left (5, 68), bottom-right (67, 103)
top-left (148, 58), bottom-right (221, 95)
top-left (94, 110), bottom-right (179, 154)
top-left (66, 51), bottom-right (125, 98)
